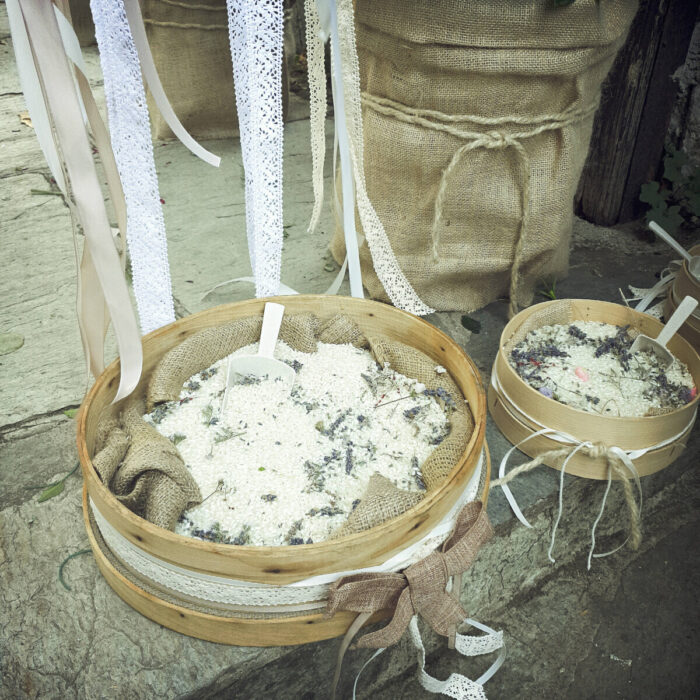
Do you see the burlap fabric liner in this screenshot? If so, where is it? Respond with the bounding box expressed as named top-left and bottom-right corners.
top-left (331, 0), bottom-right (638, 316)
top-left (92, 312), bottom-right (474, 538)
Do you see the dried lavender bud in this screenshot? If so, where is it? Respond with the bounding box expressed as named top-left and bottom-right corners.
top-left (345, 447), bottom-right (354, 474)
top-left (261, 494), bottom-right (277, 502)
top-left (289, 537), bottom-right (304, 545)
top-left (567, 325), bottom-right (587, 341)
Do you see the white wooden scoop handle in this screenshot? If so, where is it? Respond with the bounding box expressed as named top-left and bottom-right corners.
top-left (649, 221), bottom-right (693, 263)
top-left (258, 302), bottom-right (285, 359)
top-left (656, 295), bottom-right (698, 348)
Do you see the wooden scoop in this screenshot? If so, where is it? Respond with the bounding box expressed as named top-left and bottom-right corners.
top-left (220, 302), bottom-right (295, 416)
top-left (649, 221), bottom-right (700, 281)
top-left (630, 295), bottom-right (698, 366)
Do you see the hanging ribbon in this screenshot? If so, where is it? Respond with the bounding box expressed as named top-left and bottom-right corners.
top-left (311, 0), bottom-right (363, 299)
top-left (304, 0), bottom-right (434, 316)
top-left (91, 0), bottom-right (176, 335)
top-left (122, 0), bottom-right (221, 168)
top-left (16, 0), bottom-right (142, 402)
top-left (226, 0), bottom-right (285, 299)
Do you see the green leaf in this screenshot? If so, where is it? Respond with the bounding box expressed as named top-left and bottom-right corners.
top-left (0, 332), bottom-right (24, 356)
top-left (686, 191), bottom-right (700, 217)
top-left (646, 205), bottom-right (684, 236)
top-left (663, 147), bottom-right (689, 184)
top-left (460, 316), bottom-right (481, 334)
top-left (63, 408), bottom-right (78, 419)
top-left (639, 182), bottom-right (669, 209)
top-left (38, 481), bottom-right (64, 502)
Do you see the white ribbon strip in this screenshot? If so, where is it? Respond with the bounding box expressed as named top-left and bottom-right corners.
top-left (17, 0), bottom-right (143, 402)
top-left (123, 0), bottom-right (221, 168)
top-left (91, 0), bottom-right (176, 335)
top-left (631, 263), bottom-right (680, 314)
top-left (352, 616), bottom-right (505, 700)
top-left (198, 254), bottom-right (350, 301)
top-left (490, 362), bottom-right (697, 566)
top-left (6, 0), bottom-right (75, 192)
top-left (90, 450), bottom-right (483, 605)
top-left (322, 0), bottom-right (363, 299)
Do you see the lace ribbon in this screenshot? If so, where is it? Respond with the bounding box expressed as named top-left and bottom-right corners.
top-left (226, 0), bottom-right (285, 299)
top-left (327, 501), bottom-right (504, 699)
top-left (305, 0), bottom-right (434, 316)
top-left (489, 361), bottom-right (696, 569)
top-left (91, 0), bottom-right (176, 334)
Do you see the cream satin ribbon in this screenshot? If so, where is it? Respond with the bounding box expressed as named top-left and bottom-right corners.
top-left (490, 362), bottom-right (696, 569)
top-left (122, 0), bottom-right (221, 168)
top-left (316, 0), bottom-right (363, 299)
top-left (17, 0), bottom-right (142, 402)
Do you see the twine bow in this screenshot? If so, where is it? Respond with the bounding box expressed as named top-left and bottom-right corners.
top-left (326, 501), bottom-right (493, 649)
top-left (361, 93), bottom-right (599, 317)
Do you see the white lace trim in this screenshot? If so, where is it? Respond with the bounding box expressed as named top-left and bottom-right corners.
top-left (304, 0), bottom-right (434, 316)
top-left (408, 616), bottom-right (505, 700)
top-left (90, 0), bottom-right (175, 334)
top-left (92, 451), bottom-right (483, 606)
top-left (304, 0), bottom-right (327, 235)
top-left (226, 0), bottom-right (284, 298)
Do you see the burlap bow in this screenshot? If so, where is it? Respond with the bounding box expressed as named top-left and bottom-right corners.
top-left (326, 501), bottom-right (493, 649)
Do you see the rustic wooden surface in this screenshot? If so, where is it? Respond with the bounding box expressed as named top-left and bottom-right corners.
top-left (78, 295), bottom-right (487, 585)
top-left (576, 0), bottom-right (698, 225)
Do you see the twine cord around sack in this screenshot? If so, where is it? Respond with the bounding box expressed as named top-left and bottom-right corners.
top-left (153, 0), bottom-right (225, 10)
top-left (362, 93), bottom-right (599, 316)
top-left (143, 19), bottom-right (226, 29)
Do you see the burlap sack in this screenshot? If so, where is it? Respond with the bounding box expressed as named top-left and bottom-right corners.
top-left (96, 313), bottom-right (473, 537)
top-left (331, 0), bottom-right (638, 314)
top-left (142, 0), bottom-right (290, 140)
top-left (143, 0), bottom-right (238, 140)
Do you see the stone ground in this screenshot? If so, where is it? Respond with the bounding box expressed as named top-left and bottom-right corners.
top-left (1, 7), bottom-right (699, 700)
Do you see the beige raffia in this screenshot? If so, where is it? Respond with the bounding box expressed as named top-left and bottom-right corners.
top-left (362, 94), bottom-right (599, 317)
top-left (490, 443), bottom-right (642, 550)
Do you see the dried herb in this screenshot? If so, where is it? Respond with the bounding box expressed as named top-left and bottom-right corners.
top-left (232, 524), bottom-right (252, 546)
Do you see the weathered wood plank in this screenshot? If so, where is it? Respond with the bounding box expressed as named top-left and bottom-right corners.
top-left (575, 0), bottom-right (672, 225)
top-left (618, 0), bottom-right (699, 221)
